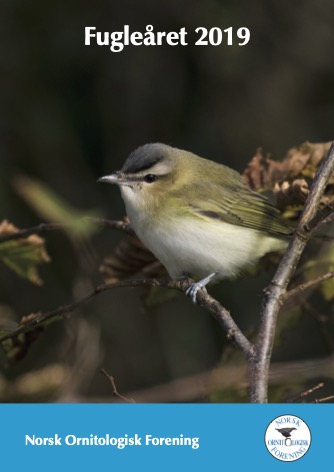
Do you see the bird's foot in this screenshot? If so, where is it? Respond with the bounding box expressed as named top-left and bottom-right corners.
top-left (185, 272), bottom-right (218, 303)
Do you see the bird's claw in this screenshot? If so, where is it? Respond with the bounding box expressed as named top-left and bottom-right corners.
top-left (185, 283), bottom-right (203, 304)
top-left (185, 272), bottom-right (218, 303)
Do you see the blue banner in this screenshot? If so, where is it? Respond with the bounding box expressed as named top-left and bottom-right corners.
top-left (0, 404), bottom-right (330, 471)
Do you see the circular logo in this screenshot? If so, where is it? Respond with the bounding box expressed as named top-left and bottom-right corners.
top-left (265, 414), bottom-right (311, 462)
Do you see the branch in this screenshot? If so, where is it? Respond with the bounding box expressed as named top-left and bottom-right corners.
top-left (0, 278), bottom-right (253, 359)
top-left (0, 218), bottom-right (133, 243)
top-left (86, 217), bottom-right (134, 235)
top-left (283, 270), bottom-right (334, 302)
top-left (250, 141), bottom-right (334, 403)
top-left (4, 151), bottom-right (334, 402)
top-left (0, 222), bottom-right (64, 243)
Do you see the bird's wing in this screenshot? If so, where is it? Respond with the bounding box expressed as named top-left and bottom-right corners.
top-left (182, 181), bottom-right (292, 237)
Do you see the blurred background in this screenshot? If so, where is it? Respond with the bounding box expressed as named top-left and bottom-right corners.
top-left (1, 0), bottom-right (334, 402)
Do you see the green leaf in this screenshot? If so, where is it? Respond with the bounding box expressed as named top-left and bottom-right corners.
top-left (0, 220), bottom-right (50, 285)
top-left (1, 329), bottom-right (44, 364)
top-left (13, 175), bottom-right (101, 238)
top-left (0, 312), bottom-right (65, 364)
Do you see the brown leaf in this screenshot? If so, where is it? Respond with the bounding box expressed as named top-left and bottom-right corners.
top-left (274, 179), bottom-right (310, 211)
top-left (242, 147), bottom-right (267, 189)
top-left (243, 141), bottom-right (332, 192)
top-left (243, 142), bottom-right (334, 219)
top-left (100, 234), bottom-right (163, 283)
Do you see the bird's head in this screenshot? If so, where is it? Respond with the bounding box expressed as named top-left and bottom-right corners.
top-left (97, 143), bottom-right (203, 212)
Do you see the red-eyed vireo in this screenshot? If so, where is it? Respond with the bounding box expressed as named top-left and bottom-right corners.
top-left (98, 143), bottom-right (292, 302)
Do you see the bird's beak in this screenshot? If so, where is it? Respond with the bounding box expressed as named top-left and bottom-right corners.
top-left (97, 172), bottom-right (124, 185)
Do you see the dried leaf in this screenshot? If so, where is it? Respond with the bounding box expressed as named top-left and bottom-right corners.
top-left (0, 220), bottom-right (50, 285)
top-left (0, 313), bottom-right (44, 365)
top-left (243, 142), bottom-right (334, 224)
top-left (0, 307), bottom-right (74, 364)
top-left (242, 148), bottom-right (267, 190)
top-left (243, 142), bottom-right (332, 193)
top-left (100, 234), bottom-right (163, 283)
top-left (274, 179), bottom-right (309, 211)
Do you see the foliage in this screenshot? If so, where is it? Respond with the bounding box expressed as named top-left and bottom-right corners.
top-left (0, 220), bottom-right (50, 285)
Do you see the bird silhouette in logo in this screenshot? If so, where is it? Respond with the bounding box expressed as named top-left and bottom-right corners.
top-left (276, 427), bottom-right (297, 438)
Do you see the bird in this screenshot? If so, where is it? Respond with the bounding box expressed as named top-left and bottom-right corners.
top-left (98, 143), bottom-right (292, 302)
top-left (276, 427), bottom-right (297, 438)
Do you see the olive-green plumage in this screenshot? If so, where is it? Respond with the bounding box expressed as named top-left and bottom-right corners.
top-left (98, 143), bottom-right (292, 301)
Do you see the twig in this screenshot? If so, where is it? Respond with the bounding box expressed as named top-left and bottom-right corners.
top-left (100, 368), bottom-right (135, 403)
top-left (250, 141), bottom-right (334, 403)
top-left (0, 278), bottom-right (253, 359)
top-left (0, 279), bottom-right (172, 343)
top-left (313, 394), bottom-right (334, 403)
top-left (283, 270), bottom-right (334, 301)
top-left (0, 222), bottom-right (64, 243)
top-left (0, 218), bottom-right (133, 244)
top-left (85, 217), bottom-right (134, 235)
top-left (3, 167), bottom-right (334, 402)
top-left (301, 300), bottom-right (334, 353)
top-left (307, 202), bottom-right (334, 235)
top-left (287, 382), bottom-right (325, 403)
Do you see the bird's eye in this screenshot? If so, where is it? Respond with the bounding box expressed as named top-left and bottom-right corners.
top-left (144, 174), bottom-right (157, 183)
